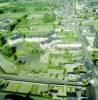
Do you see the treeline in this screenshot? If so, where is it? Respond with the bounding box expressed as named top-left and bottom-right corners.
top-left (0, 0), bottom-right (17, 3)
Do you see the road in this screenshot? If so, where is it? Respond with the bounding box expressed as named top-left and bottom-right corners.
top-left (0, 53), bottom-right (16, 74)
top-left (0, 75), bottom-right (85, 87)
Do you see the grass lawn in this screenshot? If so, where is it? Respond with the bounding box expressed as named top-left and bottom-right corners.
top-left (91, 51), bottom-right (98, 59)
top-left (15, 42), bottom-right (42, 56)
top-left (48, 50), bottom-right (72, 68)
top-left (0, 2), bottom-right (12, 8)
top-left (59, 31), bottom-right (77, 42)
top-left (0, 12), bottom-right (27, 19)
top-left (13, 13), bottom-right (54, 35)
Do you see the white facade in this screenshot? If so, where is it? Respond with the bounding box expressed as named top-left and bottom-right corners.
top-left (54, 43), bottom-right (82, 49)
top-left (25, 37), bottom-right (48, 42)
top-left (86, 36), bottom-right (95, 47)
top-left (87, 46), bottom-right (98, 51)
top-left (8, 38), bottom-right (24, 45)
top-left (8, 37), bottom-right (48, 45)
top-left (55, 28), bottom-right (62, 32)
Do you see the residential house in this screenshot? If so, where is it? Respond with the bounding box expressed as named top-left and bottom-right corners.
top-left (25, 35), bottom-right (48, 43)
top-left (8, 33), bottom-right (24, 45)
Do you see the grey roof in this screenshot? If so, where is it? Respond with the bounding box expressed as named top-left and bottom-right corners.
top-left (10, 33), bottom-right (24, 40)
top-left (44, 30), bottom-right (55, 37)
top-left (26, 34), bottom-right (46, 38)
top-left (0, 25), bottom-right (11, 31)
top-left (0, 18), bottom-right (17, 24)
top-left (80, 25), bottom-right (96, 33)
top-left (25, 30), bottom-right (56, 39)
top-left (41, 37), bottom-right (60, 44)
top-left (67, 71), bottom-right (87, 82)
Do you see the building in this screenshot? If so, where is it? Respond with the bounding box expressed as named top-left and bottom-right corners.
top-left (8, 33), bottom-right (24, 45)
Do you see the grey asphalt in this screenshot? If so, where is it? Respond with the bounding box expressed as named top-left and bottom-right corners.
top-left (0, 74), bottom-right (85, 87)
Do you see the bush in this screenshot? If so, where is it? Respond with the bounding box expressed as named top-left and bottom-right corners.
top-left (43, 13), bottom-right (55, 23)
top-left (0, 9), bottom-right (3, 14)
top-left (0, 36), bottom-right (7, 46)
top-left (2, 45), bottom-right (16, 57)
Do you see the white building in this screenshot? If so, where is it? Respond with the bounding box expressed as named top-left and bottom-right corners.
top-left (25, 37), bottom-right (48, 43)
top-left (54, 43), bottom-right (82, 49)
top-left (8, 38), bottom-right (24, 45)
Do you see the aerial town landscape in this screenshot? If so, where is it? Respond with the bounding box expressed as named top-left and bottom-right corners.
top-left (0, 0), bottom-right (98, 100)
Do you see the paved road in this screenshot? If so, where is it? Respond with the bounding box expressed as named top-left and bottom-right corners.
top-left (0, 75), bottom-right (85, 87)
top-left (75, 27), bottom-right (96, 76)
top-left (0, 53), bottom-right (16, 74)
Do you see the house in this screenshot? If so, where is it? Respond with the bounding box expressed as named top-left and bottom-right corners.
top-left (55, 28), bottom-right (62, 32)
top-left (0, 24), bottom-right (11, 32)
top-left (0, 18), bottom-right (17, 32)
top-left (70, 49), bottom-right (83, 61)
top-left (96, 8), bottom-right (98, 12)
top-left (67, 72), bottom-right (81, 82)
top-left (40, 37), bottom-right (62, 50)
top-left (0, 18), bottom-right (17, 25)
top-left (53, 42), bottom-right (82, 50)
top-left (79, 25), bottom-right (96, 47)
top-left (79, 25), bottom-right (96, 37)
top-left (67, 71), bottom-right (87, 82)
top-left (25, 35), bottom-right (48, 43)
top-left (80, 25), bottom-right (96, 33)
top-left (8, 33), bottom-right (24, 45)
top-left (64, 63), bottom-right (84, 73)
top-left (40, 38), bottom-right (53, 49)
top-left (44, 31), bottom-right (56, 37)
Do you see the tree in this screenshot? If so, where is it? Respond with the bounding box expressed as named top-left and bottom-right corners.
top-left (0, 36), bottom-right (7, 46)
top-left (2, 45), bottom-right (16, 57)
top-left (11, 46), bottom-right (16, 54)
